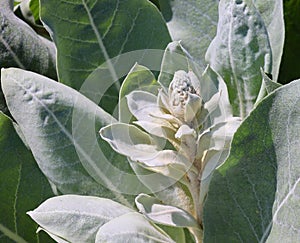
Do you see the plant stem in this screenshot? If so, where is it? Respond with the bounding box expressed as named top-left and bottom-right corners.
top-left (187, 171), bottom-right (202, 225)
top-left (189, 227), bottom-right (203, 243)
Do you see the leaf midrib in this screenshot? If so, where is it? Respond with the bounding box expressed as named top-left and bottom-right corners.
top-left (10, 76), bottom-right (132, 209)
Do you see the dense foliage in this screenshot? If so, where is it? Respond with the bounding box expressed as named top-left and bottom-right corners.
top-left (0, 0), bottom-right (299, 242)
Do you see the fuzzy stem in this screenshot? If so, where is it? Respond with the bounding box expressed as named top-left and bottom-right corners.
top-left (187, 171), bottom-right (202, 225)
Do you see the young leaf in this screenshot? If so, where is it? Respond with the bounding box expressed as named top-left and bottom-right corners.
top-left (206, 0), bottom-right (272, 118)
top-left (158, 41), bottom-right (195, 89)
top-left (1, 68), bottom-right (141, 206)
top-left (119, 64), bottom-right (159, 123)
top-left (28, 195), bottom-right (133, 242)
top-left (135, 194), bottom-right (199, 229)
top-left (100, 123), bottom-right (158, 161)
top-left (167, 0), bottom-right (219, 68)
top-left (95, 212), bottom-right (175, 243)
top-left (203, 80), bottom-right (300, 242)
top-left (0, 112), bottom-right (53, 242)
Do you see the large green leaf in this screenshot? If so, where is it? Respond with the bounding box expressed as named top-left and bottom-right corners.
top-left (40, 0), bottom-right (171, 94)
top-left (203, 80), bottom-right (300, 242)
top-left (28, 195), bottom-right (133, 242)
top-left (167, 0), bottom-right (219, 68)
top-left (0, 112), bottom-right (53, 242)
top-left (206, 0), bottom-right (272, 118)
top-left (1, 68), bottom-right (145, 207)
top-left (253, 0), bottom-right (284, 81)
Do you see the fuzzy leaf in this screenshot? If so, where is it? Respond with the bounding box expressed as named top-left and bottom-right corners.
top-left (167, 0), bottom-right (219, 68)
top-left (0, 0), bottom-right (56, 114)
top-left (206, 0), bottom-right (272, 118)
top-left (262, 71), bottom-right (282, 94)
top-left (203, 80), bottom-right (300, 242)
top-left (158, 41), bottom-right (196, 89)
top-left (28, 195), bottom-right (133, 242)
top-left (119, 64), bottom-right (159, 123)
top-left (100, 123), bottom-right (158, 161)
top-left (253, 0), bottom-right (285, 81)
top-left (136, 194), bottom-right (199, 229)
top-left (1, 68), bottom-right (138, 206)
top-left (95, 212), bottom-right (175, 243)
top-left (0, 0), bottom-right (56, 78)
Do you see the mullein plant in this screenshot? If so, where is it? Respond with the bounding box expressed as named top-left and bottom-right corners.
top-left (100, 42), bottom-right (241, 241)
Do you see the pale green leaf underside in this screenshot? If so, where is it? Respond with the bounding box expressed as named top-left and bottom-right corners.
top-left (203, 80), bottom-right (300, 242)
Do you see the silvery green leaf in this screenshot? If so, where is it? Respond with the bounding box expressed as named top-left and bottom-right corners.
top-left (167, 0), bottom-right (218, 70)
top-left (95, 212), bottom-right (175, 243)
top-left (119, 64), bottom-right (159, 123)
top-left (134, 120), bottom-right (176, 140)
top-left (158, 88), bottom-right (172, 112)
top-left (175, 125), bottom-right (197, 161)
top-left (153, 183), bottom-right (194, 217)
top-left (100, 123), bottom-right (158, 161)
top-left (126, 90), bottom-right (158, 119)
top-left (1, 68), bottom-right (136, 205)
top-left (2, 68), bottom-right (147, 205)
top-left (135, 194), bottom-right (199, 229)
top-left (203, 80), bottom-right (300, 242)
top-left (138, 150), bottom-right (195, 183)
top-left (200, 66), bottom-right (234, 125)
top-left (184, 93), bottom-right (203, 124)
top-left (253, 0), bottom-right (285, 81)
top-left (0, 0), bottom-right (57, 79)
top-left (175, 125), bottom-right (196, 139)
top-left (128, 159), bottom-right (180, 195)
top-left (27, 195), bottom-right (133, 242)
top-left (206, 0), bottom-right (272, 118)
top-left (197, 117), bottom-right (241, 159)
top-left (203, 91), bottom-right (221, 115)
